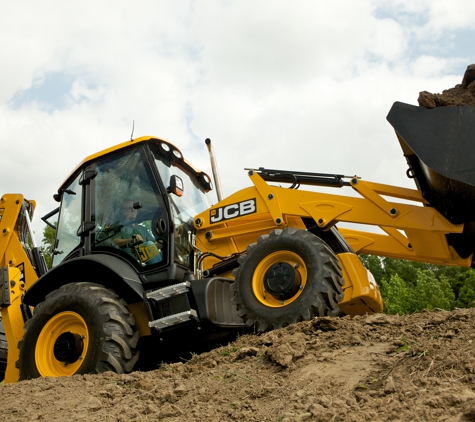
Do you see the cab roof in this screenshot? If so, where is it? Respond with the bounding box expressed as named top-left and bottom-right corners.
top-left (57, 136), bottom-right (207, 194)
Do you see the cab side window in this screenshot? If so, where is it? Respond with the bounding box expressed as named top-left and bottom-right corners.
top-left (52, 174), bottom-right (83, 267)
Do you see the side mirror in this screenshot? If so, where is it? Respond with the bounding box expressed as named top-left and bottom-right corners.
top-left (168, 175), bottom-right (184, 197)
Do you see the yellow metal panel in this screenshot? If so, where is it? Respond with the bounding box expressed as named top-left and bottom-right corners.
top-left (2, 266), bottom-right (27, 383)
top-left (248, 171), bottom-right (283, 224)
top-left (339, 230), bottom-right (375, 253)
top-left (403, 228), bottom-right (453, 260)
top-left (337, 253), bottom-right (383, 315)
top-left (0, 195), bottom-right (38, 289)
top-left (204, 217), bottom-right (277, 243)
top-left (362, 181), bottom-right (428, 203)
top-left (339, 228), bottom-right (472, 267)
top-left (0, 195), bottom-right (23, 265)
top-left (299, 200), bottom-right (353, 228)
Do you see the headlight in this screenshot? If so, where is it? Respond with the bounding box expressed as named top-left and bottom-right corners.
top-left (366, 269), bottom-right (377, 287)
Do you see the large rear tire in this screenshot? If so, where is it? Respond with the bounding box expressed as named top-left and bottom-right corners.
top-left (231, 228), bottom-right (344, 332)
top-left (18, 282), bottom-right (139, 380)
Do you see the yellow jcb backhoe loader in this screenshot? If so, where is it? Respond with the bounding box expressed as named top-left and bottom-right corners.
top-left (1, 101), bottom-right (474, 383)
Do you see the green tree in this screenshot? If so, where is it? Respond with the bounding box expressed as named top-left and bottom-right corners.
top-left (379, 274), bottom-right (413, 315)
top-left (359, 254), bottom-right (462, 315)
top-left (381, 258), bottom-right (433, 287)
top-left (433, 266), bottom-right (471, 299)
top-left (456, 270), bottom-right (475, 308)
top-left (41, 224), bottom-right (56, 269)
top-left (412, 270), bottom-right (455, 312)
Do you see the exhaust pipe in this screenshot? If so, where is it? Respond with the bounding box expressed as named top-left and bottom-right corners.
top-left (205, 138), bottom-right (223, 202)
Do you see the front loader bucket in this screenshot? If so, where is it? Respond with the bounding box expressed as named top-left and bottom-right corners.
top-left (387, 101), bottom-right (475, 225)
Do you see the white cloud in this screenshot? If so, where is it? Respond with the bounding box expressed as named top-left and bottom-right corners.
top-left (426, 1), bottom-right (475, 29)
top-left (366, 18), bottom-right (407, 60)
top-left (191, 0), bottom-right (376, 90)
top-left (373, 0), bottom-right (475, 49)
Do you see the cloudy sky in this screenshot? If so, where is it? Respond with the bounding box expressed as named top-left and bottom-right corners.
top-left (1, 0), bottom-right (474, 237)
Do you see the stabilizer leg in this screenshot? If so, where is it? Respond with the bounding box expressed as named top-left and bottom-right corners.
top-left (0, 266), bottom-right (27, 383)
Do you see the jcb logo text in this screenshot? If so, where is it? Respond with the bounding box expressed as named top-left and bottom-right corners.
top-left (210, 199), bottom-right (256, 223)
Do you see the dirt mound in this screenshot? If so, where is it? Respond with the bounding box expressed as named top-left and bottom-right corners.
top-left (418, 64), bottom-right (475, 107)
top-left (2, 308), bottom-right (475, 421)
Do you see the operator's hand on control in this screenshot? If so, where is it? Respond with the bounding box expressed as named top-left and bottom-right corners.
top-left (130, 234), bottom-right (145, 246)
top-left (132, 234), bottom-right (144, 243)
top-left (113, 234), bottom-right (143, 248)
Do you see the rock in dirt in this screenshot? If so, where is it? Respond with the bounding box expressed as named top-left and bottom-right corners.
top-left (265, 332), bottom-right (307, 367)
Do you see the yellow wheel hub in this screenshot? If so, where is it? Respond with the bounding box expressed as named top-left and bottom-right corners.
top-left (36, 311), bottom-right (89, 377)
top-left (252, 250), bottom-right (307, 307)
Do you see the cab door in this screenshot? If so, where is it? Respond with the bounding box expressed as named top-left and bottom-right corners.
top-left (90, 147), bottom-right (170, 270)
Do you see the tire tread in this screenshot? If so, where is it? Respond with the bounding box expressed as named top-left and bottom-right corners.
top-left (17, 282), bottom-right (139, 380)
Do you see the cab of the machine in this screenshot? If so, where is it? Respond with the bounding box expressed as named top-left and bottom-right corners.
top-left (50, 137), bottom-right (213, 278)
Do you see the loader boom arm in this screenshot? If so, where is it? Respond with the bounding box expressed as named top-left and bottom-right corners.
top-left (194, 169), bottom-right (469, 268)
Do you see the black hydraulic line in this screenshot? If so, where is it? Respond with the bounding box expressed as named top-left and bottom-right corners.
top-left (20, 302), bottom-right (32, 322)
top-left (202, 255), bottom-right (241, 277)
top-left (32, 247), bottom-right (48, 277)
top-left (255, 167), bottom-right (351, 188)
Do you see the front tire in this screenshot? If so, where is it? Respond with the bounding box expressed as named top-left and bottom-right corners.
top-left (18, 282), bottom-right (139, 380)
top-left (231, 228), bottom-right (344, 332)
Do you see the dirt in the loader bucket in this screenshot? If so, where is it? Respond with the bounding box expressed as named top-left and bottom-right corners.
top-left (2, 308), bottom-right (475, 421)
top-left (418, 64), bottom-right (475, 107)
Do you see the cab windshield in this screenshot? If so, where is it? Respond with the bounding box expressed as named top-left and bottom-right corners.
top-left (150, 142), bottom-right (211, 266)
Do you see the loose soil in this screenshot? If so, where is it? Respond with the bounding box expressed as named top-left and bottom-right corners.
top-left (2, 308), bottom-right (475, 421)
top-left (418, 64), bottom-right (475, 107)
top-left (3, 66), bottom-right (475, 422)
